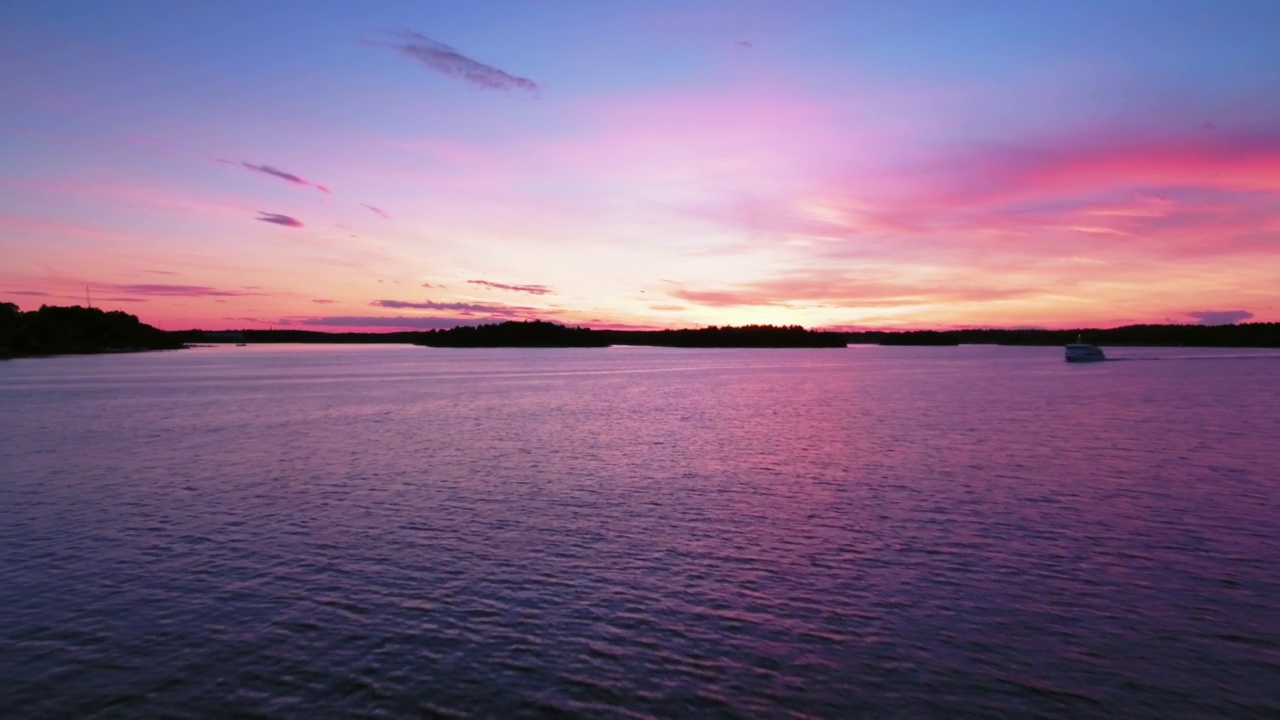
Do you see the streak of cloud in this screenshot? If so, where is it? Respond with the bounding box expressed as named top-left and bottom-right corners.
top-left (466, 279), bottom-right (554, 295)
top-left (299, 315), bottom-right (511, 330)
top-left (113, 284), bottom-right (265, 297)
top-left (243, 163), bottom-right (330, 193)
top-left (1188, 310), bottom-right (1253, 325)
top-left (361, 203), bottom-right (391, 219)
top-left (371, 298), bottom-right (541, 316)
top-left (371, 29), bottom-right (539, 93)
top-left (911, 129), bottom-right (1280, 208)
top-left (255, 212), bottom-right (304, 228)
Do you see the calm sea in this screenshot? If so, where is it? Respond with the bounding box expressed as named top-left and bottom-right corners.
top-left (2, 344), bottom-right (1277, 718)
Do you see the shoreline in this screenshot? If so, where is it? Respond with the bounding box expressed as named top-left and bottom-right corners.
top-left (1, 346), bottom-right (187, 361)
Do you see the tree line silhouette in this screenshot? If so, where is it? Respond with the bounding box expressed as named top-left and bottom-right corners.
top-left (1, 303), bottom-right (183, 358)
top-left (7, 302), bottom-right (1280, 358)
top-left (842, 324), bottom-right (1280, 347)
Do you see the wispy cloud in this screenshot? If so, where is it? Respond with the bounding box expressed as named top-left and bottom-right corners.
top-left (370, 29), bottom-right (539, 93)
top-left (1188, 310), bottom-right (1253, 325)
top-left (371, 298), bottom-right (542, 316)
top-left (298, 315), bottom-right (509, 330)
top-left (113, 284), bottom-right (265, 297)
top-left (361, 203), bottom-right (391, 219)
top-left (311, 298), bottom-right (336, 304)
top-left (243, 163), bottom-right (330, 193)
top-left (8, 290), bottom-right (50, 296)
top-left (255, 212), bottom-right (304, 228)
top-left (466, 279), bottom-right (554, 295)
top-left (144, 269), bottom-right (177, 276)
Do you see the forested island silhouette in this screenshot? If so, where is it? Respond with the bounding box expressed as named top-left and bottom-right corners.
top-left (414, 321), bottom-right (848, 348)
top-left (5, 302), bottom-right (1279, 358)
top-left (173, 318), bottom-right (1280, 348)
top-left (1, 302), bottom-right (184, 358)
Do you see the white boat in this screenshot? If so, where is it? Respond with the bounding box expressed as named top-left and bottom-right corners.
top-left (1064, 336), bottom-right (1105, 362)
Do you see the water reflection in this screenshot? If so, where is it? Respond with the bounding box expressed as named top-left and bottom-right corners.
top-left (2, 345), bottom-right (1277, 717)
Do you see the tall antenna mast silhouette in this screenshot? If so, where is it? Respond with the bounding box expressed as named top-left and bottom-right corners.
top-left (86, 285), bottom-right (92, 308)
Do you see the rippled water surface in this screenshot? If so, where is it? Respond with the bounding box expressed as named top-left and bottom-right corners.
top-left (2, 344), bottom-right (1278, 718)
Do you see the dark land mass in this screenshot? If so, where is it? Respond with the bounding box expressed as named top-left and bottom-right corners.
top-left (601, 324), bottom-right (848, 348)
top-left (416, 320), bottom-right (610, 347)
top-left (415, 321), bottom-right (844, 348)
top-left (159, 320), bottom-right (1280, 348)
top-left (172, 321), bottom-right (846, 348)
top-left (405, 320), bottom-right (1280, 348)
top-left (843, 324), bottom-right (1280, 347)
top-left (8, 302), bottom-right (1280, 355)
top-left (1, 303), bottom-right (184, 358)
top-left (169, 328), bottom-right (430, 345)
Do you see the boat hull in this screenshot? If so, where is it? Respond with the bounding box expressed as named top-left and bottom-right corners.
top-left (1064, 345), bottom-right (1105, 362)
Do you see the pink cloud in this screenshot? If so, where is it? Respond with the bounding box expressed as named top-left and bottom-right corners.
top-left (370, 299), bottom-right (551, 317)
top-left (242, 163), bottom-right (330, 193)
top-left (671, 120), bottom-right (1280, 286)
top-left (112, 284), bottom-right (265, 297)
top-left (1188, 310), bottom-right (1253, 325)
top-left (466, 280), bottom-right (554, 295)
top-left (904, 130), bottom-right (1280, 209)
top-left (298, 315), bottom-right (514, 330)
top-left (255, 212), bottom-right (304, 228)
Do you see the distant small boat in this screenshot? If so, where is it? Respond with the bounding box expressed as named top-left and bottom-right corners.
top-left (1065, 336), bottom-right (1105, 362)
top-left (235, 343), bottom-right (247, 347)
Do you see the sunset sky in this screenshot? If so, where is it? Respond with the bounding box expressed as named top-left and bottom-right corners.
top-left (3, 0), bottom-right (1279, 331)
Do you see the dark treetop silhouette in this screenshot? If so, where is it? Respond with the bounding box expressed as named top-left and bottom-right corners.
top-left (415, 321), bottom-right (847, 348)
top-left (0, 303), bottom-right (184, 358)
top-left (840, 325), bottom-right (1280, 347)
